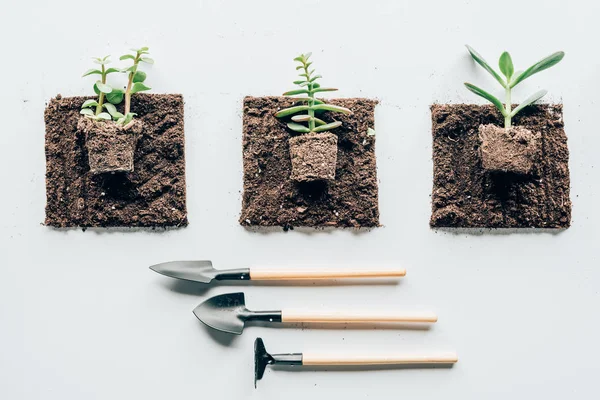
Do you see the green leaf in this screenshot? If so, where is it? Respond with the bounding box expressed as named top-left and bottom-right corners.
top-left (293, 55), bottom-right (304, 62)
top-left (103, 103), bottom-right (119, 117)
top-left (287, 122), bottom-right (311, 133)
top-left (122, 65), bottom-right (138, 73)
top-left (292, 98), bottom-right (324, 105)
top-left (464, 83), bottom-right (506, 115)
top-left (130, 82), bottom-right (151, 94)
top-left (313, 121), bottom-right (342, 132)
top-left (120, 54), bottom-right (135, 61)
top-left (309, 75), bottom-right (322, 82)
top-left (510, 90), bottom-right (547, 117)
top-left (141, 57), bottom-right (154, 64)
top-left (465, 45), bottom-right (506, 88)
top-left (102, 55), bottom-right (110, 61)
top-left (93, 59), bottom-right (109, 65)
top-left (313, 117), bottom-right (326, 125)
top-left (498, 52), bottom-right (514, 79)
top-left (296, 66), bottom-right (304, 70)
top-left (313, 83), bottom-right (320, 89)
top-left (96, 81), bottom-right (112, 94)
top-left (283, 89), bottom-right (309, 96)
top-left (304, 52), bottom-right (312, 60)
top-left (81, 99), bottom-right (98, 108)
top-left (274, 105), bottom-right (310, 118)
top-left (312, 87), bottom-right (338, 93)
top-left (293, 80), bottom-right (307, 85)
top-left (93, 83), bottom-right (100, 95)
top-left (510, 51), bottom-right (565, 88)
top-left (106, 89), bottom-right (124, 105)
top-left (82, 69), bottom-right (102, 77)
top-left (97, 112), bottom-right (112, 120)
top-left (310, 104), bottom-right (352, 114)
top-left (123, 112), bottom-right (136, 125)
top-left (105, 68), bottom-right (121, 74)
top-left (133, 71), bottom-right (147, 83)
top-left (291, 115), bottom-right (311, 122)
top-left (80, 108), bottom-right (95, 116)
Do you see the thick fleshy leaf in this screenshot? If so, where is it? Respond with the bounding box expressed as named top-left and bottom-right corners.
top-left (313, 121), bottom-right (342, 132)
top-left (93, 83), bottom-right (100, 95)
top-left (120, 54), bottom-right (135, 61)
top-left (310, 104), bottom-right (352, 114)
top-left (283, 89), bottom-right (309, 96)
top-left (122, 65), bottom-right (137, 73)
top-left (295, 66), bottom-right (304, 70)
top-left (123, 112), bottom-right (136, 125)
top-left (309, 75), bottom-right (322, 82)
top-left (106, 89), bottom-right (124, 105)
top-left (96, 81), bottom-right (112, 94)
top-left (510, 90), bottom-right (547, 117)
top-left (105, 67), bottom-right (121, 74)
top-left (82, 69), bottom-right (102, 77)
top-left (97, 112), bottom-right (112, 120)
top-left (499, 52), bottom-right (514, 79)
top-left (103, 103), bottom-right (119, 117)
top-left (293, 80), bottom-right (307, 85)
top-left (133, 71), bottom-right (147, 83)
top-left (140, 57), bottom-right (154, 64)
top-left (274, 105), bottom-right (310, 118)
top-left (466, 45), bottom-right (506, 88)
top-left (510, 51), bottom-right (564, 88)
top-left (313, 117), bottom-right (326, 125)
top-left (313, 83), bottom-right (320, 89)
top-left (130, 82), bottom-right (151, 94)
top-left (464, 83), bottom-right (506, 115)
top-left (80, 108), bottom-right (94, 116)
top-left (292, 98), bottom-right (324, 105)
top-left (312, 87), bottom-right (338, 93)
top-left (287, 122), bottom-right (311, 133)
top-left (82, 99), bottom-right (98, 108)
top-left (291, 115), bottom-right (311, 122)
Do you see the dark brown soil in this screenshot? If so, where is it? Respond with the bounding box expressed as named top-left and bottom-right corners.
top-left (479, 124), bottom-right (541, 175)
top-left (430, 104), bottom-right (571, 229)
top-left (44, 94), bottom-right (188, 228)
top-left (289, 132), bottom-right (338, 182)
top-left (240, 96), bottom-right (379, 229)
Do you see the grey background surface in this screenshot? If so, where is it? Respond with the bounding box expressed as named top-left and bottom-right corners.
top-left (1, 0), bottom-right (598, 398)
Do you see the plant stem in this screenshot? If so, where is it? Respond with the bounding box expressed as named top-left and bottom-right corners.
top-left (304, 60), bottom-right (315, 132)
top-left (504, 85), bottom-right (512, 129)
top-left (96, 64), bottom-right (106, 116)
top-left (124, 53), bottom-right (140, 115)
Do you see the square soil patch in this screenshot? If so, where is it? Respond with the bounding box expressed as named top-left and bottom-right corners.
top-left (44, 94), bottom-right (187, 228)
top-left (240, 96), bottom-right (379, 229)
top-left (430, 104), bottom-right (571, 229)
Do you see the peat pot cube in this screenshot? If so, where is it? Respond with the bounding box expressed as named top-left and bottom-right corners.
top-left (78, 117), bottom-right (142, 174)
top-left (288, 132), bottom-right (338, 182)
top-left (478, 124), bottom-right (542, 175)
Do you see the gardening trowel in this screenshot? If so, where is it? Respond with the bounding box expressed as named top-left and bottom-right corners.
top-left (150, 260), bottom-right (406, 285)
top-left (192, 292), bottom-right (438, 335)
top-left (254, 337), bottom-right (458, 387)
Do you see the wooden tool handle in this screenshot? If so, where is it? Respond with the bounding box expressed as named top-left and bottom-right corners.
top-left (281, 310), bottom-right (437, 323)
top-left (302, 353), bottom-right (458, 366)
top-left (249, 268), bottom-right (406, 280)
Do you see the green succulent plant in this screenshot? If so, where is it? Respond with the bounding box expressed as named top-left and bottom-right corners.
top-left (80, 55), bottom-right (121, 121)
top-left (275, 52), bottom-right (351, 133)
top-left (80, 47), bottom-right (153, 125)
top-left (464, 45), bottom-right (564, 129)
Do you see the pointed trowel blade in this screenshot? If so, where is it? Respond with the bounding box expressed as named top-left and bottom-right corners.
top-left (149, 260), bottom-right (218, 284)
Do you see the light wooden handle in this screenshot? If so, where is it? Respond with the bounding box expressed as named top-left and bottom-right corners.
top-left (302, 353), bottom-right (458, 366)
top-left (249, 268), bottom-right (406, 280)
top-left (281, 310), bottom-right (437, 323)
